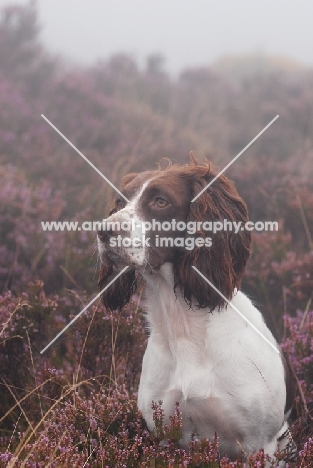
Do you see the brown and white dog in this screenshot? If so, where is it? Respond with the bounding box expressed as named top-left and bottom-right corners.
top-left (97, 158), bottom-right (295, 462)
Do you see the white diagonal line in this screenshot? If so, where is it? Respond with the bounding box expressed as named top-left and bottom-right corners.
top-left (191, 115), bottom-right (279, 202)
top-left (191, 266), bottom-right (279, 353)
top-left (41, 114), bottom-right (130, 203)
top-left (40, 266), bottom-right (129, 354)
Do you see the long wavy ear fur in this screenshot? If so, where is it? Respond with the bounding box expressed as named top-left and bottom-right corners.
top-left (98, 261), bottom-right (137, 311)
top-left (173, 165), bottom-right (251, 311)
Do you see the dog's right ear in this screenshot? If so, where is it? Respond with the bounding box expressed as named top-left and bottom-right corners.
top-left (98, 261), bottom-right (137, 311)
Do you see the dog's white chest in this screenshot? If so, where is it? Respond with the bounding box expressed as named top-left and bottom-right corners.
top-left (137, 264), bottom-right (286, 458)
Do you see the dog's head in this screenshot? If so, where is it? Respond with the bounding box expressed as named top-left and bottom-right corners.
top-left (98, 159), bottom-right (251, 311)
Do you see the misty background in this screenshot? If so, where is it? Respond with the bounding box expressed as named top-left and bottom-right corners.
top-left (0, 0), bottom-right (313, 73)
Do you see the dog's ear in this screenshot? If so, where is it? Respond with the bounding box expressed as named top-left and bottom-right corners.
top-left (99, 172), bottom-right (139, 310)
top-left (98, 260), bottom-right (137, 311)
top-left (174, 170), bottom-right (251, 310)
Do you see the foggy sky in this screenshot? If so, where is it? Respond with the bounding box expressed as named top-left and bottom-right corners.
top-left (1, 0), bottom-right (313, 73)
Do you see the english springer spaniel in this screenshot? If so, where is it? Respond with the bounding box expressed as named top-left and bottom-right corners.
top-left (97, 158), bottom-right (295, 463)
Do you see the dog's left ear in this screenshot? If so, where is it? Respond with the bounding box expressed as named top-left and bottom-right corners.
top-left (98, 260), bottom-right (137, 311)
top-left (174, 170), bottom-right (251, 310)
top-left (99, 171), bottom-right (140, 310)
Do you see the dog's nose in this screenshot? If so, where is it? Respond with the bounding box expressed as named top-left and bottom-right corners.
top-left (97, 226), bottom-right (120, 242)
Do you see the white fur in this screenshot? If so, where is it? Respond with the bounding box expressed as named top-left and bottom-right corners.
top-left (138, 262), bottom-right (287, 459)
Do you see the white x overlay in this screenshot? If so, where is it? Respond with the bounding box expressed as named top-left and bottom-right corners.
top-left (191, 115), bottom-right (279, 202)
top-left (40, 113), bottom-right (279, 354)
top-left (192, 267), bottom-right (279, 353)
top-left (40, 266), bottom-right (129, 354)
top-left (41, 115), bottom-right (130, 203)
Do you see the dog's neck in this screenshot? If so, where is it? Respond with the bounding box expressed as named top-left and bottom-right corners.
top-left (142, 263), bottom-right (210, 362)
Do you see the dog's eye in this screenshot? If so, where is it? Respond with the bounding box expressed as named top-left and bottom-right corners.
top-left (155, 197), bottom-right (169, 208)
top-left (116, 199), bottom-right (125, 210)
